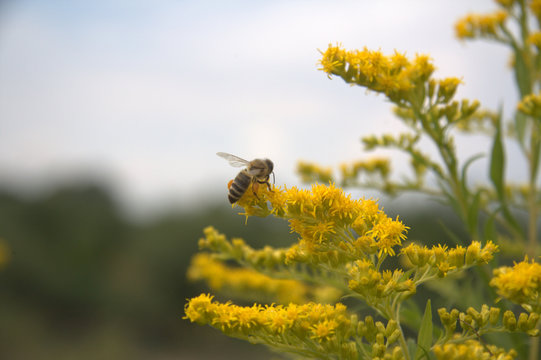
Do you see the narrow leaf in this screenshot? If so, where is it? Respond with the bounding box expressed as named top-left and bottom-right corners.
top-left (437, 219), bottom-right (463, 245)
top-left (514, 112), bottom-right (527, 149)
top-left (415, 299), bottom-right (433, 360)
top-left (489, 111), bottom-right (505, 197)
top-left (483, 209), bottom-right (498, 242)
top-left (531, 133), bottom-right (541, 184)
top-left (489, 109), bottom-right (525, 239)
top-left (514, 52), bottom-right (531, 98)
top-left (400, 302), bottom-right (422, 331)
top-left (466, 191), bottom-right (481, 235)
top-left (460, 153), bottom-right (484, 195)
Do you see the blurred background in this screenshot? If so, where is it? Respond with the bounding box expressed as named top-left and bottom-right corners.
top-left (0, 0), bottom-right (519, 359)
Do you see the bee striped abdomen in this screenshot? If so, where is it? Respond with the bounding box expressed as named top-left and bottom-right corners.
top-left (228, 170), bottom-right (252, 203)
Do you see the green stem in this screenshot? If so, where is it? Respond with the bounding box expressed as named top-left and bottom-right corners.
top-left (393, 302), bottom-right (412, 360)
top-left (527, 128), bottom-right (540, 360)
top-left (519, 2), bottom-right (541, 358)
top-left (527, 175), bottom-right (539, 259)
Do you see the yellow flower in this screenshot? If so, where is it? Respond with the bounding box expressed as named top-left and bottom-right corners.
top-left (527, 31), bottom-right (541, 48)
top-left (437, 77), bottom-right (463, 103)
top-left (348, 259), bottom-right (415, 303)
top-left (436, 261), bottom-right (456, 278)
top-left (264, 305), bottom-right (293, 334)
top-left (531, 0), bottom-right (541, 20)
top-left (367, 216), bottom-right (409, 257)
top-left (183, 293), bottom-right (216, 324)
top-left (340, 157), bottom-right (391, 185)
top-left (455, 11), bottom-right (508, 40)
top-left (236, 305), bottom-right (261, 330)
top-left (433, 340), bottom-right (517, 360)
top-left (212, 304), bottom-right (238, 331)
top-left (297, 161), bottom-right (334, 184)
top-left (490, 257), bottom-right (541, 309)
top-left (400, 241), bottom-right (498, 281)
top-left (310, 319), bottom-right (338, 342)
top-left (319, 44), bottom-right (435, 103)
top-left (305, 221), bottom-right (336, 243)
top-left (187, 253), bottom-right (312, 304)
top-left (518, 92), bottom-right (541, 118)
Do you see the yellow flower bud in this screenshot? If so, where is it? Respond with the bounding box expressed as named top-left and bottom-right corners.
top-left (503, 310), bottom-right (517, 331)
top-left (517, 312), bottom-right (529, 332)
top-left (465, 241), bottom-right (481, 265)
top-left (489, 307), bottom-right (501, 326)
top-left (528, 312), bottom-right (540, 330)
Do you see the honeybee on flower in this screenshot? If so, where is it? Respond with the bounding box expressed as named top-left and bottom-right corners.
top-left (217, 152), bottom-right (275, 203)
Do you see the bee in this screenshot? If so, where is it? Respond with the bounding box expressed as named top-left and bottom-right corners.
top-left (217, 152), bottom-right (274, 203)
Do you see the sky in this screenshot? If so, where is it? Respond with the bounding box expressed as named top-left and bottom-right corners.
top-left (0, 0), bottom-right (520, 216)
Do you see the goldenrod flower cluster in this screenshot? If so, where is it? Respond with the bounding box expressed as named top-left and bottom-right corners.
top-left (319, 45), bottom-right (434, 104)
top-left (402, 241), bottom-right (499, 278)
top-left (527, 31), bottom-right (541, 49)
top-left (234, 183), bottom-right (409, 265)
top-left (319, 45), bottom-right (480, 126)
top-left (438, 305), bottom-right (540, 340)
top-left (184, 294), bottom-right (352, 339)
top-left (187, 253), bottom-right (312, 304)
top-left (453, 108), bottom-right (499, 134)
top-left (455, 11), bottom-right (508, 40)
top-left (198, 226), bottom-right (290, 272)
top-left (340, 158), bottom-right (391, 185)
top-left (184, 294), bottom-right (405, 360)
top-left (362, 132), bottom-right (437, 186)
top-left (297, 161), bottom-right (334, 184)
top-left (490, 258), bottom-right (541, 312)
top-left (531, 0), bottom-right (541, 22)
top-left (433, 340), bottom-right (517, 360)
top-left (297, 158), bottom-right (392, 189)
top-left (518, 93), bottom-right (541, 118)
top-left (348, 260), bottom-right (416, 315)
top-left (197, 226), bottom-right (348, 299)
top-left (298, 157), bottom-right (410, 196)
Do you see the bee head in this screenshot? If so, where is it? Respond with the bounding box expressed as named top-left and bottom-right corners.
top-left (264, 159), bottom-right (274, 173)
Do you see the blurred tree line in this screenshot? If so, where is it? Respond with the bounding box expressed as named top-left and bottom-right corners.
top-left (0, 182), bottom-right (467, 359)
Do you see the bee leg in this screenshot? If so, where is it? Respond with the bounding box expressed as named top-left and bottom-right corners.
top-left (227, 179), bottom-right (234, 189)
top-left (257, 177), bottom-right (273, 192)
top-left (252, 181), bottom-right (261, 200)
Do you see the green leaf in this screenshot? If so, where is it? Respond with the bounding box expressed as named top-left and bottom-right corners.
top-left (460, 153), bottom-right (484, 197)
top-left (400, 301), bottom-right (422, 331)
top-left (415, 299), bottom-right (433, 360)
top-left (514, 112), bottom-right (527, 149)
top-left (483, 209), bottom-right (498, 242)
top-left (531, 132), bottom-right (541, 184)
top-left (489, 111), bottom-right (505, 197)
top-left (438, 180), bottom-right (461, 216)
top-left (466, 191), bottom-right (481, 235)
top-left (407, 339), bottom-right (418, 360)
top-left (489, 109), bottom-right (525, 239)
top-left (437, 219), bottom-right (463, 245)
top-left (514, 51), bottom-right (532, 98)
top-left (461, 153), bottom-right (484, 236)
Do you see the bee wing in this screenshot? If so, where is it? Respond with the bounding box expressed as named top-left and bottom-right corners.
top-left (216, 152), bottom-right (250, 168)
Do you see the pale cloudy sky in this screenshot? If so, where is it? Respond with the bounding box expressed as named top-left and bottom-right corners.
top-left (0, 0), bottom-right (518, 214)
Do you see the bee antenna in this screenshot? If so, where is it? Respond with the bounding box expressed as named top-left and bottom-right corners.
top-left (272, 172), bottom-right (275, 185)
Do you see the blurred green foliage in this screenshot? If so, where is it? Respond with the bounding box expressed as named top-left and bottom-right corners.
top-left (0, 182), bottom-right (468, 359)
